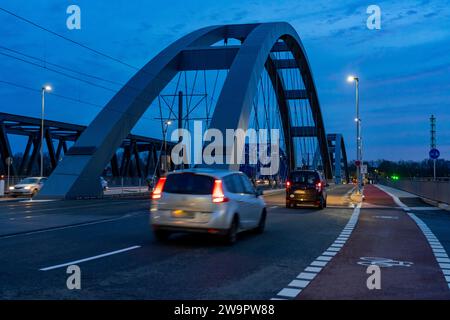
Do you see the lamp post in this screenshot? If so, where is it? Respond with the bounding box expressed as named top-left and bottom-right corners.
top-left (152, 120), bottom-right (172, 185)
top-left (163, 120), bottom-right (172, 171)
top-left (40, 85), bottom-right (52, 178)
top-left (347, 75), bottom-right (362, 195)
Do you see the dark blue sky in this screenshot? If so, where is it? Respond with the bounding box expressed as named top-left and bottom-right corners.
top-left (0, 0), bottom-right (449, 161)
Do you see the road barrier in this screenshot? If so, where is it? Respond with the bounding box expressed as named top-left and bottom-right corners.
top-left (381, 178), bottom-right (450, 204)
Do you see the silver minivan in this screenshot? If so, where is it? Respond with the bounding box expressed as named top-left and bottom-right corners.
top-left (150, 169), bottom-right (267, 244)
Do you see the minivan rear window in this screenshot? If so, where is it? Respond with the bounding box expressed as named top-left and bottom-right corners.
top-left (289, 171), bottom-right (319, 185)
top-left (163, 173), bottom-right (214, 195)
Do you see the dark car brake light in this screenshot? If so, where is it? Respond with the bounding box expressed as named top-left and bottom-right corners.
top-left (315, 181), bottom-right (322, 192)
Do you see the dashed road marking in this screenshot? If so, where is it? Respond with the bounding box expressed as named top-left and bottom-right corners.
top-left (276, 288), bottom-right (301, 298)
top-left (376, 184), bottom-right (450, 291)
top-left (272, 202), bottom-right (362, 300)
top-left (40, 245), bottom-right (141, 271)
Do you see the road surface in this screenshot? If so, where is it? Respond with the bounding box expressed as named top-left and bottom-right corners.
top-left (0, 184), bottom-right (449, 300)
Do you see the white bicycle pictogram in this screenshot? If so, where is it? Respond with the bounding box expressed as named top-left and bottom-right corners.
top-left (357, 257), bottom-right (413, 268)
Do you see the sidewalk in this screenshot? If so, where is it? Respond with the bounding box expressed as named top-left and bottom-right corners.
top-left (296, 184), bottom-right (450, 299)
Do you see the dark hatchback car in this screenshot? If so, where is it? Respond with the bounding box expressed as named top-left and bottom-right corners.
top-left (285, 170), bottom-right (328, 209)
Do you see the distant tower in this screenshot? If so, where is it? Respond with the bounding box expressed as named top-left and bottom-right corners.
top-left (430, 115), bottom-right (436, 149)
top-left (430, 115), bottom-right (437, 180)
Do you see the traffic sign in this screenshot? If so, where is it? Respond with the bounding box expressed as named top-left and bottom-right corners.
top-left (361, 164), bottom-right (368, 174)
top-left (6, 157), bottom-right (13, 166)
top-left (429, 148), bottom-right (440, 160)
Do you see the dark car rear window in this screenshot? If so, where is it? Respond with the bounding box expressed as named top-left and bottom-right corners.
top-left (163, 173), bottom-right (214, 195)
top-left (289, 171), bottom-right (319, 185)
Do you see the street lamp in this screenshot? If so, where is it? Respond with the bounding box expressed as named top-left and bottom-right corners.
top-left (151, 120), bottom-right (173, 186)
top-left (40, 85), bottom-right (52, 178)
top-left (347, 75), bottom-right (362, 194)
top-left (163, 120), bottom-right (172, 170)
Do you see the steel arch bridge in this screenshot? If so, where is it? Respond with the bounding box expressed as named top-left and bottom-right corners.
top-left (38, 22), bottom-right (338, 199)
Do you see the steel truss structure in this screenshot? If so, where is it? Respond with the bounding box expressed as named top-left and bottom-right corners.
top-left (0, 112), bottom-right (171, 178)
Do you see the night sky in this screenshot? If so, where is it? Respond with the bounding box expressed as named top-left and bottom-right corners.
top-left (0, 0), bottom-right (449, 161)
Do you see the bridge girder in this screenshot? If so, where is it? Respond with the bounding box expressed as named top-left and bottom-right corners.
top-left (37, 22), bottom-right (332, 199)
top-left (327, 133), bottom-right (350, 184)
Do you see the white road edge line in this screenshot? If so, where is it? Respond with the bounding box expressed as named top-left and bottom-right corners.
top-left (375, 184), bottom-right (450, 290)
top-left (272, 201), bottom-right (362, 300)
top-left (0, 212), bottom-right (145, 240)
top-left (39, 245), bottom-right (141, 271)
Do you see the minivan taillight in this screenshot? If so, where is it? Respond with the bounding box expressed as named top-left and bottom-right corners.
top-left (286, 181), bottom-right (291, 189)
top-left (152, 177), bottom-right (167, 200)
top-left (315, 182), bottom-right (322, 192)
top-left (212, 180), bottom-right (229, 203)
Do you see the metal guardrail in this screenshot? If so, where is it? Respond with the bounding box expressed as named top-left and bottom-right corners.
top-left (381, 178), bottom-right (450, 204)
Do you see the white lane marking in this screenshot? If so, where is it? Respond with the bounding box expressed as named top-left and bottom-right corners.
top-left (277, 288), bottom-right (301, 298)
top-left (272, 202), bottom-right (362, 300)
top-left (409, 207), bottom-right (441, 211)
top-left (297, 272), bottom-right (317, 280)
top-left (20, 199), bottom-right (57, 203)
top-left (289, 279), bottom-right (310, 288)
top-left (0, 212), bottom-right (145, 240)
top-left (40, 245), bottom-right (141, 271)
top-left (1, 201), bottom-right (131, 216)
top-left (316, 256), bottom-right (332, 262)
top-left (311, 260), bottom-right (328, 267)
top-left (376, 185), bottom-right (450, 291)
top-left (269, 206), bottom-right (279, 209)
top-left (305, 266), bottom-right (322, 273)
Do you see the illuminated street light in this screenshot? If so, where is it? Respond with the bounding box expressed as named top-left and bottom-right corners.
top-left (347, 75), bottom-right (362, 195)
top-left (347, 75), bottom-right (357, 83)
top-left (40, 85), bottom-right (53, 178)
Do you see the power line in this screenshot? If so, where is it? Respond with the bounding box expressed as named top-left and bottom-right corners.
top-left (0, 79), bottom-right (103, 108)
top-left (0, 45), bottom-right (124, 87)
top-left (0, 51), bottom-right (118, 93)
top-left (0, 6), bottom-right (218, 105)
top-left (0, 45), bottom-right (182, 115)
top-left (0, 79), bottom-right (161, 124)
top-left (0, 7), bottom-right (138, 71)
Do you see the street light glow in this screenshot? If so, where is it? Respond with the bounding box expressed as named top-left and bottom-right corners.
top-left (43, 85), bottom-right (52, 92)
top-left (166, 120), bottom-right (172, 125)
top-left (347, 75), bottom-right (356, 82)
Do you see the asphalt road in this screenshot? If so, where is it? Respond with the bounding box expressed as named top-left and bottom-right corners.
top-left (0, 185), bottom-right (355, 299)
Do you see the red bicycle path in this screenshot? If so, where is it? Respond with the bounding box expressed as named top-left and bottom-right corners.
top-left (297, 184), bottom-right (450, 299)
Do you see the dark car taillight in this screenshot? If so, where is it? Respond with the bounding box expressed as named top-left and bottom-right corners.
top-left (315, 182), bottom-right (322, 192)
top-left (286, 181), bottom-right (291, 190)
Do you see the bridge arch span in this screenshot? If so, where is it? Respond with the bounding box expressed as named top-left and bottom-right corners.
top-left (38, 22), bottom-right (332, 199)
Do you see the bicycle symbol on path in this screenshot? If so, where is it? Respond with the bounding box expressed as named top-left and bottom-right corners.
top-left (357, 257), bottom-right (414, 268)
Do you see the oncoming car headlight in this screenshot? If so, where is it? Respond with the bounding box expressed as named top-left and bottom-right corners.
top-left (24, 186), bottom-right (31, 190)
